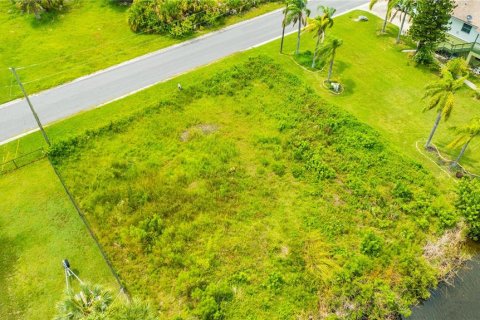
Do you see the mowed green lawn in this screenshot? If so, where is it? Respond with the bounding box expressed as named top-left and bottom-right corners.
top-left (0, 160), bottom-right (117, 320)
top-left (0, 0), bottom-right (282, 103)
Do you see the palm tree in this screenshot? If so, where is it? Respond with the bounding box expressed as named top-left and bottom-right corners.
top-left (369, 0), bottom-right (397, 33)
top-left (16, 0), bottom-right (44, 19)
top-left (326, 38), bottom-right (343, 81)
top-left (285, 0), bottom-right (311, 55)
top-left (305, 6), bottom-right (336, 68)
top-left (448, 118), bottom-right (480, 167)
top-left (423, 71), bottom-right (466, 149)
top-left (280, 0), bottom-right (292, 53)
top-left (55, 283), bottom-right (113, 320)
top-left (390, 0), bottom-right (416, 44)
top-left (55, 284), bottom-right (158, 320)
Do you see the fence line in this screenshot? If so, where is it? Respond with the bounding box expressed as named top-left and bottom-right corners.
top-left (0, 148), bottom-right (45, 174)
top-left (47, 158), bottom-right (130, 299)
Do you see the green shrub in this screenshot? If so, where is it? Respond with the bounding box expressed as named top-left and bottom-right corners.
top-left (192, 282), bottom-right (233, 320)
top-left (265, 272), bottom-right (285, 292)
top-left (456, 178), bottom-right (480, 240)
top-left (392, 182), bottom-right (413, 202)
top-left (360, 232), bottom-right (383, 257)
top-left (272, 162), bottom-right (286, 176)
top-left (14, 0), bottom-right (67, 19)
top-left (127, 0), bottom-right (278, 36)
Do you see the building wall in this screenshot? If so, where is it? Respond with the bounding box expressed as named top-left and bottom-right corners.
top-left (449, 17), bottom-right (479, 43)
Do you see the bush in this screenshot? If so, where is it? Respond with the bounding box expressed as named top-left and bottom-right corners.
top-left (127, 0), bottom-right (278, 36)
top-left (15, 0), bottom-right (67, 19)
top-left (360, 232), bottom-right (383, 257)
top-left (413, 46), bottom-right (435, 65)
top-left (456, 178), bottom-right (480, 240)
top-left (192, 282), bottom-right (233, 320)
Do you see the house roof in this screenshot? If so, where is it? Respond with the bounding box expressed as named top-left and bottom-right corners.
top-left (453, 0), bottom-right (480, 27)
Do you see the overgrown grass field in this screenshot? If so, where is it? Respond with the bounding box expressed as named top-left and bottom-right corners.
top-left (1, 10), bottom-right (479, 318)
top-left (45, 56), bottom-right (457, 318)
top-left (0, 0), bottom-right (281, 103)
top-left (0, 160), bottom-right (117, 320)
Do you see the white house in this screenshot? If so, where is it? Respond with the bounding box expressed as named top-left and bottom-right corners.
top-left (449, 0), bottom-right (480, 43)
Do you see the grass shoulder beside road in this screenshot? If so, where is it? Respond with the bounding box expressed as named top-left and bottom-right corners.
top-left (0, 0), bottom-right (282, 103)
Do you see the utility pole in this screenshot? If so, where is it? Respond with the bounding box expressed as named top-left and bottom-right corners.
top-left (9, 67), bottom-right (51, 146)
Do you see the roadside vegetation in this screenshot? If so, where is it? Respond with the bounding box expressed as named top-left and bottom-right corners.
top-left (1, 8), bottom-right (479, 319)
top-left (0, 0), bottom-right (281, 103)
top-left (127, 0), bottom-right (279, 36)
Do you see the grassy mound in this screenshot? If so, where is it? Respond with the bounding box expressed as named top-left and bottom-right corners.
top-left (49, 56), bottom-right (454, 319)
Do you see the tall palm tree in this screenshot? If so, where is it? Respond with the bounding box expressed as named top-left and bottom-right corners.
top-left (390, 0), bottom-right (416, 44)
top-left (305, 6), bottom-right (336, 68)
top-left (280, 0), bottom-right (292, 53)
top-left (285, 0), bottom-right (311, 55)
top-left (369, 0), bottom-right (397, 33)
top-left (448, 118), bottom-right (480, 167)
top-left (423, 71), bottom-right (466, 148)
top-left (326, 38), bottom-right (343, 81)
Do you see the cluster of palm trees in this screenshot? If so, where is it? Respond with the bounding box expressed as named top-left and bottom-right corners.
top-left (280, 0), bottom-right (342, 82)
top-left (423, 59), bottom-right (480, 168)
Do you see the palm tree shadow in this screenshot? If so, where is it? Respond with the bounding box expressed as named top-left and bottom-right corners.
top-left (29, 10), bottom-right (65, 28)
top-left (341, 78), bottom-right (356, 96)
top-left (102, 0), bottom-right (131, 13)
top-left (332, 60), bottom-right (356, 95)
top-left (335, 60), bottom-right (351, 74)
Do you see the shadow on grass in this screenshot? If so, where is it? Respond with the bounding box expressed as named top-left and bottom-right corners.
top-left (101, 0), bottom-right (131, 13)
top-left (29, 10), bottom-right (67, 28)
top-left (340, 78), bottom-right (357, 96)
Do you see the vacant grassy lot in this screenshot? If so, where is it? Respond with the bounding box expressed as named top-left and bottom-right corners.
top-left (0, 0), bottom-right (281, 103)
top-left (1, 10), bottom-right (479, 318)
top-left (0, 160), bottom-right (117, 320)
top-left (44, 56), bottom-right (456, 318)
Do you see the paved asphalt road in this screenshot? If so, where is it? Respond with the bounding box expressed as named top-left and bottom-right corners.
top-left (0, 0), bottom-right (367, 144)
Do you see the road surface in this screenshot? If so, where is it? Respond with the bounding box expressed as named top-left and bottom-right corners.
top-left (0, 0), bottom-right (367, 144)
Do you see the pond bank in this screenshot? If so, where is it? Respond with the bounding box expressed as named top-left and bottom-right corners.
top-left (409, 254), bottom-right (480, 319)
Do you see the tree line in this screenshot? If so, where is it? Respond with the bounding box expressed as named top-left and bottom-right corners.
top-left (127, 0), bottom-right (279, 37)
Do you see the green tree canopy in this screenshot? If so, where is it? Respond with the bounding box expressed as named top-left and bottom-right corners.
top-left (408, 0), bottom-right (455, 64)
top-left (285, 0), bottom-right (311, 54)
top-left (305, 6), bottom-right (336, 68)
top-left (423, 70), bottom-right (465, 148)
